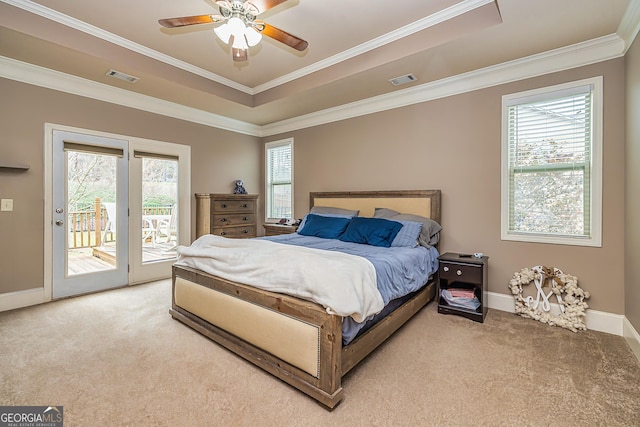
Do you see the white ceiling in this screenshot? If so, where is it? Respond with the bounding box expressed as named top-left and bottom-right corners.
top-left (0, 0), bottom-right (637, 132)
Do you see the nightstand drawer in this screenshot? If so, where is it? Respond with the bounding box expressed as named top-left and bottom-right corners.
top-left (439, 263), bottom-right (482, 284)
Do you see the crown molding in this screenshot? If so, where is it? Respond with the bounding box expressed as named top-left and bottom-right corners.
top-left (0, 56), bottom-right (261, 136)
top-left (2, 0), bottom-right (253, 94)
top-left (2, 0), bottom-right (493, 95)
top-left (260, 34), bottom-right (625, 136)
top-left (252, 0), bottom-right (495, 93)
top-left (0, 33), bottom-right (628, 138)
top-left (618, 0), bottom-right (640, 52)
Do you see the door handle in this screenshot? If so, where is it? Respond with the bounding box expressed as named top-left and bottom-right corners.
top-left (55, 220), bottom-right (64, 226)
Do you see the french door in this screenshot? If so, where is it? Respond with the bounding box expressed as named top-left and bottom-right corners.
top-left (52, 130), bottom-right (129, 298)
top-left (48, 126), bottom-right (190, 299)
top-left (128, 138), bottom-right (190, 284)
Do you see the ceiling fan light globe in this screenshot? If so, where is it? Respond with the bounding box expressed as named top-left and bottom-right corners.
top-left (214, 23), bottom-right (232, 44)
top-left (244, 26), bottom-right (262, 47)
top-left (227, 17), bottom-right (245, 37)
top-left (231, 34), bottom-right (249, 50)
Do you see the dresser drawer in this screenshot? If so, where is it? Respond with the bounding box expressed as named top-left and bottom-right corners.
top-left (439, 263), bottom-right (482, 284)
top-left (211, 226), bottom-right (256, 238)
top-left (212, 213), bottom-right (255, 227)
top-left (212, 199), bottom-right (255, 213)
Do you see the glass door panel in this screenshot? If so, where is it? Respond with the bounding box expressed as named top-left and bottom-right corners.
top-left (66, 150), bottom-right (117, 275)
top-left (141, 156), bottom-right (178, 263)
top-left (129, 139), bottom-right (189, 285)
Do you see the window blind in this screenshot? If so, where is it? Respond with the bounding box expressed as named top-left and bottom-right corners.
top-left (266, 141), bottom-right (292, 219)
top-left (64, 141), bottom-right (124, 157)
top-left (507, 85), bottom-right (592, 237)
top-left (133, 151), bottom-right (179, 161)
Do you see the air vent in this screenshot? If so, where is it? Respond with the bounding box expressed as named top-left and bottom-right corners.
top-left (389, 73), bottom-right (417, 86)
top-left (106, 69), bottom-right (140, 83)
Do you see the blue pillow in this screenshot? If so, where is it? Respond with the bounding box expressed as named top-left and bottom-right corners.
top-left (338, 217), bottom-right (403, 248)
top-left (297, 212), bottom-right (354, 234)
top-left (391, 220), bottom-right (423, 248)
top-left (297, 214), bottom-right (351, 239)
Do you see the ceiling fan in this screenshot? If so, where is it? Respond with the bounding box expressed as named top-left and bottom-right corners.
top-left (159, 0), bottom-right (308, 62)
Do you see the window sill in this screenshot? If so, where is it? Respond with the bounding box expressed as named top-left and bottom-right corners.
top-left (501, 232), bottom-right (601, 247)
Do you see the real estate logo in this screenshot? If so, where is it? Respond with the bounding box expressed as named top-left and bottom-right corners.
top-left (0, 406), bottom-right (63, 427)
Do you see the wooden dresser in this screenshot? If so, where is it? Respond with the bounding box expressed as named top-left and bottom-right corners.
top-left (195, 193), bottom-right (258, 239)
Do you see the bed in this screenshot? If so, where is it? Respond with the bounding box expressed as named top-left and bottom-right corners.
top-left (170, 189), bottom-right (441, 408)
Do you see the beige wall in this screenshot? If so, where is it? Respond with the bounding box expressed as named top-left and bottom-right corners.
top-left (626, 34), bottom-right (640, 330)
top-left (0, 78), bottom-right (261, 294)
top-left (266, 59), bottom-right (626, 315)
top-left (0, 56), bottom-right (630, 317)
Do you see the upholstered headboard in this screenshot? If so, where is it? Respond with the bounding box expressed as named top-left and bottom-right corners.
top-left (309, 190), bottom-right (441, 224)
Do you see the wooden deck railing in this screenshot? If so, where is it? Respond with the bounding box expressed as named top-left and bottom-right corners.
top-left (67, 198), bottom-right (173, 249)
top-left (142, 205), bottom-right (172, 216)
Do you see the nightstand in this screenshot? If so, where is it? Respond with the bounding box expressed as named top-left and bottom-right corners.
top-left (437, 252), bottom-right (488, 322)
top-left (263, 223), bottom-right (298, 236)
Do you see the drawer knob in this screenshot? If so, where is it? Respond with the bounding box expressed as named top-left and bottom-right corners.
top-left (220, 231), bottom-right (227, 236)
top-left (243, 216), bottom-right (248, 221)
top-left (243, 229), bottom-right (248, 234)
top-left (443, 266), bottom-right (449, 272)
top-left (457, 270), bottom-right (462, 276)
top-left (221, 204), bottom-right (227, 208)
top-left (220, 218), bottom-right (227, 222)
top-left (242, 203), bottom-right (248, 208)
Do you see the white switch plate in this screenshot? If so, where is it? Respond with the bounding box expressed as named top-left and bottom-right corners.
top-left (1, 199), bottom-right (13, 211)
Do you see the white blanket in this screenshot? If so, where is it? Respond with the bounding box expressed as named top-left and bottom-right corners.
top-left (175, 235), bottom-right (383, 322)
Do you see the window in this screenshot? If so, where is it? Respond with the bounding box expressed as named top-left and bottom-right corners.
top-left (265, 138), bottom-right (293, 221)
top-left (501, 77), bottom-right (602, 247)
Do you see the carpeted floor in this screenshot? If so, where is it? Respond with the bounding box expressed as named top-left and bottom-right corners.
top-left (1, 279), bottom-right (639, 426)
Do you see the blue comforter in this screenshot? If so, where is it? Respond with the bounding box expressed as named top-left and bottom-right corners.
top-left (261, 234), bottom-right (439, 343)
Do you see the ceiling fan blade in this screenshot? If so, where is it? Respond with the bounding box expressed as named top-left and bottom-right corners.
top-left (259, 22), bottom-right (308, 51)
top-left (249, 0), bottom-right (288, 14)
top-left (158, 14), bottom-right (225, 28)
top-left (232, 48), bottom-right (248, 62)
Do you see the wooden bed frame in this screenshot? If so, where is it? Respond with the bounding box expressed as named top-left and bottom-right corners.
top-left (170, 190), bottom-right (441, 408)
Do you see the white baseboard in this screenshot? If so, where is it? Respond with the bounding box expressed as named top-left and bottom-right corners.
top-left (623, 317), bottom-right (640, 363)
top-left (487, 291), bottom-right (624, 336)
top-left (0, 287), bottom-right (48, 312)
top-left (487, 291), bottom-right (520, 313)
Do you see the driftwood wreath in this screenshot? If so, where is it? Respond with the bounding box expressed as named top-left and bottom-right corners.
top-left (508, 266), bottom-right (590, 332)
